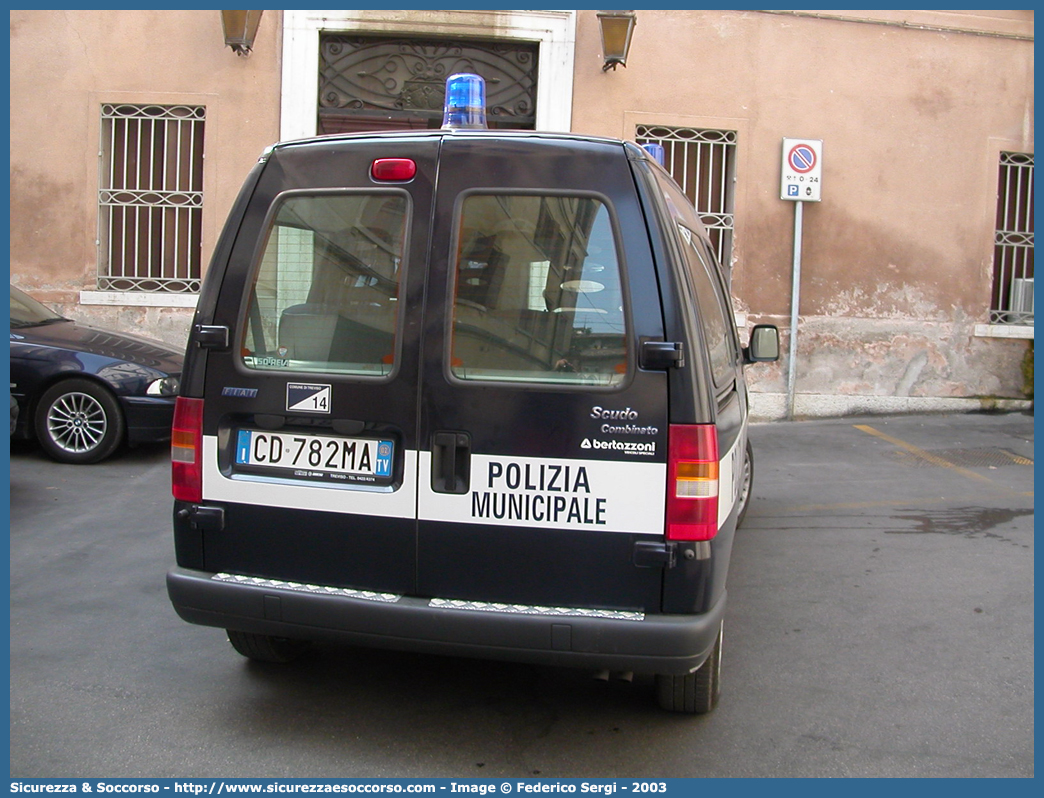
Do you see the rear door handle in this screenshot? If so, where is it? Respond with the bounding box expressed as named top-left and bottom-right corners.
top-left (431, 431), bottom-right (471, 494)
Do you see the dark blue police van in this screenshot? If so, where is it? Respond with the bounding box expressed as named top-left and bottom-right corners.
top-left (166, 74), bottom-right (779, 713)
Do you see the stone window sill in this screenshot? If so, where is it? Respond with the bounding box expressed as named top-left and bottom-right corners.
top-left (973, 323), bottom-right (1034, 339)
top-left (80, 291), bottom-right (199, 308)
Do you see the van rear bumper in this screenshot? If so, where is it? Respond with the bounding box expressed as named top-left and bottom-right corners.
top-left (166, 567), bottom-right (724, 676)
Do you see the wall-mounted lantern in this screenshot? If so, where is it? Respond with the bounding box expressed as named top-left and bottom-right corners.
top-left (221, 10), bottom-right (263, 56)
top-left (597, 10), bottom-right (636, 71)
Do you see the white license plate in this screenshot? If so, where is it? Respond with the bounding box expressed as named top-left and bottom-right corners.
top-left (235, 429), bottom-right (393, 478)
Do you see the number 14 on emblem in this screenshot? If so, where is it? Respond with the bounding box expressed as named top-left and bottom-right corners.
top-left (286, 383), bottom-right (332, 413)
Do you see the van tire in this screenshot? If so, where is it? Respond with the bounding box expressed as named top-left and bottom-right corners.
top-left (226, 629), bottom-right (310, 663)
top-left (735, 440), bottom-right (755, 529)
top-left (655, 621), bottom-right (722, 713)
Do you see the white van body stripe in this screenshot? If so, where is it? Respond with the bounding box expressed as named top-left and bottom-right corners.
top-left (718, 433), bottom-right (737, 526)
top-left (716, 419), bottom-right (748, 526)
top-left (201, 432), bottom-right (740, 530)
top-left (418, 452), bottom-right (666, 535)
top-left (201, 436), bottom-right (417, 519)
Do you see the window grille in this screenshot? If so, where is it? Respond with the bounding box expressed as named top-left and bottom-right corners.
top-left (97, 104), bottom-right (205, 293)
top-left (990, 151), bottom-right (1034, 325)
top-left (636, 125), bottom-right (737, 268)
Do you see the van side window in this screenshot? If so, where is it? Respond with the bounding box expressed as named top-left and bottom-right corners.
top-left (450, 194), bottom-right (627, 387)
top-left (677, 227), bottom-right (736, 388)
top-left (650, 169), bottom-right (739, 390)
top-left (241, 192), bottom-right (407, 377)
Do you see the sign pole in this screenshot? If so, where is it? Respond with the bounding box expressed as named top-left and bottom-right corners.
top-left (787, 201), bottom-right (803, 420)
top-left (779, 137), bottom-right (822, 421)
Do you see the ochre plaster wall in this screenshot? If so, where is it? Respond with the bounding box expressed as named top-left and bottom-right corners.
top-left (10, 9), bottom-right (283, 346)
top-left (9, 10), bottom-right (1033, 411)
top-left (572, 10), bottom-right (1034, 408)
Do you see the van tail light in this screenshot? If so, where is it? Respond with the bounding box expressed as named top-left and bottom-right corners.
top-left (666, 424), bottom-right (720, 541)
top-left (171, 397), bottom-right (204, 503)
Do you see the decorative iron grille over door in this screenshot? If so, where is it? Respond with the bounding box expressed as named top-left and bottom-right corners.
top-left (319, 35), bottom-right (538, 134)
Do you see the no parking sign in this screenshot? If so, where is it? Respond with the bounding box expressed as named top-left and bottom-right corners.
top-left (781, 138), bottom-right (823, 201)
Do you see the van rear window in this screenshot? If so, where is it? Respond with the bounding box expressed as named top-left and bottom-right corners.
top-left (240, 192), bottom-right (407, 377)
top-left (450, 194), bottom-right (628, 387)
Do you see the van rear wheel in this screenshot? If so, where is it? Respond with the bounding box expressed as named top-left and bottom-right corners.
top-left (655, 621), bottom-right (722, 713)
top-left (735, 440), bottom-right (755, 529)
top-left (226, 629), bottom-right (310, 663)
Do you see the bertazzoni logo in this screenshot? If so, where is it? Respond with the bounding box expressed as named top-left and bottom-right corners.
top-left (580, 438), bottom-right (656, 456)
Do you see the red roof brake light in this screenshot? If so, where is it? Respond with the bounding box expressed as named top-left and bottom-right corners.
top-left (171, 397), bottom-right (204, 503)
top-left (666, 424), bottom-right (720, 541)
top-left (371, 158), bottom-right (417, 182)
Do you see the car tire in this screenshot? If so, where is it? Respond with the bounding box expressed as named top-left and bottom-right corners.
top-left (34, 378), bottom-right (125, 464)
top-left (735, 439), bottom-right (755, 529)
top-left (655, 621), bottom-right (722, 714)
top-left (226, 629), bottom-right (310, 663)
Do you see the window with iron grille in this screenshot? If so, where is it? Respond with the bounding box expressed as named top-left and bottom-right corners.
top-left (97, 104), bottom-right (205, 293)
top-left (990, 151), bottom-right (1034, 325)
top-left (635, 125), bottom-right (737, 268)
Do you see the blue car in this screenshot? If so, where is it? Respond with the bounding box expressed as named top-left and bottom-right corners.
top-left (9, 285), bottom-right (183, 464)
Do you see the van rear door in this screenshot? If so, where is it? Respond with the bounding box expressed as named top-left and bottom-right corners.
top-left (415, 136), bottom-right (671, 611)
top-left (191, 137), bottom-right (438, 595)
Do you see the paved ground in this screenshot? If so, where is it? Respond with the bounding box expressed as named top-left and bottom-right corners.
top-left (8, 411), bottom-right (1034, 778)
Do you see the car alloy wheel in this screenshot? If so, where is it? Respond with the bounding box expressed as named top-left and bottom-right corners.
top-left (35, 379), bottom-right (125, 464)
